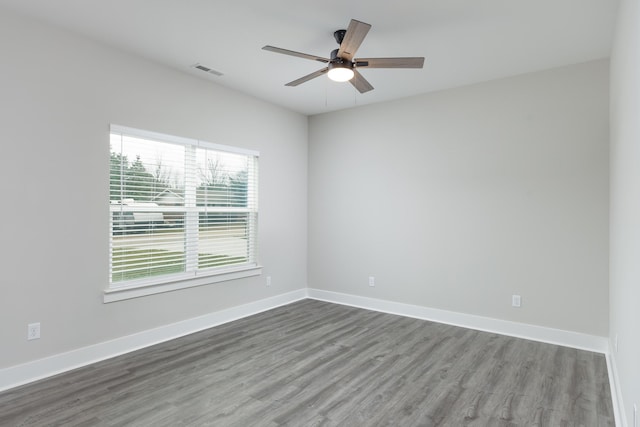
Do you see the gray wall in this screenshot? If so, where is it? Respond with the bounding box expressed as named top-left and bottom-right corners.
top-left (0, 9), bottom-right (308, 368)
top-left (309, 60), bottom-right (609, 336)
top-left (610, 0), bottom-right (640, 424)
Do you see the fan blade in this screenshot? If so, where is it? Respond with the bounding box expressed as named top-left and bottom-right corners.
top-left (262, 46), bottom-right (330, 63)
top-left (285, 67), bottom-right (329, 87)
top-left (349, 69), bottom-right (374, 93)
top-left (355, 57), bottom-right (425, 68)
top-left (337, 19), bottom-right (371, 61)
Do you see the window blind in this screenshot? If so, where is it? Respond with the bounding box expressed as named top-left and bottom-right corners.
top-left (109, 125), bottom-right (259, 289)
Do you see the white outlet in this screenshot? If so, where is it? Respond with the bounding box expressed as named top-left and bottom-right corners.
top-left (266, 276), bottom-right (271, 287)
top-left (368, 276), bottom-right (375, 287)
top-left (512, 295), bottom-right (521, 307)
top-left (27, 323), bottom-right (40, 340)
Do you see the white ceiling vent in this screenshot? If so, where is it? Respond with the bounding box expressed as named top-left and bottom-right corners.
top-left (190, 63), bottom-right (223, 77)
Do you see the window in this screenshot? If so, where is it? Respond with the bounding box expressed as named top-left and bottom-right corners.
top-left (106, 125), bottom-right (260, 302)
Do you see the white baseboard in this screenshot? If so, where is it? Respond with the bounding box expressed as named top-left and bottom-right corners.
top-left (0, 289), bottom-right (307, 393)
top-left (607, 349), bottom-right (627, 427)
top-left (307, 288), bottom-right (609, 354)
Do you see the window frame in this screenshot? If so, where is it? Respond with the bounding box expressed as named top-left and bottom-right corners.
top-left (105, 125), bottom-right (261, 303)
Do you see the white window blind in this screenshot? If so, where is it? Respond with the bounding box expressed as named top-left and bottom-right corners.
top-left (108, 125), bottom-right (259, 292)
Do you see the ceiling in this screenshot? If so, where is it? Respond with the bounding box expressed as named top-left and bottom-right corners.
top-left (0, 0), bottom-right (619, 116)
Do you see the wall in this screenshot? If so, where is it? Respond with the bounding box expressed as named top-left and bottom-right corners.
top-left (309, 60), bottom-right (609, 337)
top-left (0, 9), bottom-right (307, 369)
top-left (610, 0), bottom-right (640, 424)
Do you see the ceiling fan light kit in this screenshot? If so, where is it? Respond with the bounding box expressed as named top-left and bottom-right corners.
top-left (327, 47), bottom-right (355, 82)
top-left (263, 19), bottom-right (425, 93)
top-left (327, 61), bottom-right (354, 82)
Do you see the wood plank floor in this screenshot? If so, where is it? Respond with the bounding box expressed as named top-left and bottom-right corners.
top-left (0, 299), bottom-right (614, 426)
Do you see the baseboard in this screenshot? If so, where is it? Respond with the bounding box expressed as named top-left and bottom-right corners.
top-left (0, 289), bottom-right (308, 393)
top-left (607, 349), bottom-right (627, 427)
top-left (307, 288), bottom-right (609, 354)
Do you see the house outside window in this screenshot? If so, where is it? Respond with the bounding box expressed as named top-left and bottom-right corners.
top-left (106, 125), bottom-right (260, 302)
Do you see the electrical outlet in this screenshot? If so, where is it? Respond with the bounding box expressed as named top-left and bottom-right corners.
top-left (512, 295), bottom-right (521, 307)
top-left (266, 276), bottom-right (271, 287)
top-left (368, 276), bottom-right (375, 287)
top-left (27, 323), bottom-right (40, 340)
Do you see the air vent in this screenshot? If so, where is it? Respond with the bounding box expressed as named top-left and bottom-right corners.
top-left (190, 63), bottom-right (223, 77)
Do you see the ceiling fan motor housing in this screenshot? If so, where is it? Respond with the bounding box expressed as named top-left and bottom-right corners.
top-left (330, 49), bottom-right (351, 66)
top-left (328, 61), bottom-right (352, 73)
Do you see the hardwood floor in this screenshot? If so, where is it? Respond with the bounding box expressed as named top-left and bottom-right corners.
top-left (0, 299), bottom-right (614, 426)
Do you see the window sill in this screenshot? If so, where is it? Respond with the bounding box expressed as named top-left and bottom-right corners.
top-left (103, 265), bottom-right (263, 303)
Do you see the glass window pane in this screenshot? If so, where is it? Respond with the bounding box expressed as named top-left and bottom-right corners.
top-left (111, 213), bottom-right (186, 282)
top-left (195, 148), bottom-right (249, 207)
top-left (198, 213), bottom-right (249, 269)
top-left (110, 134), bottom-right (185, 204)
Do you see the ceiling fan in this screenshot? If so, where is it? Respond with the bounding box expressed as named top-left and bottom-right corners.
top-left (262, 19), bottom-right (425, 93)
